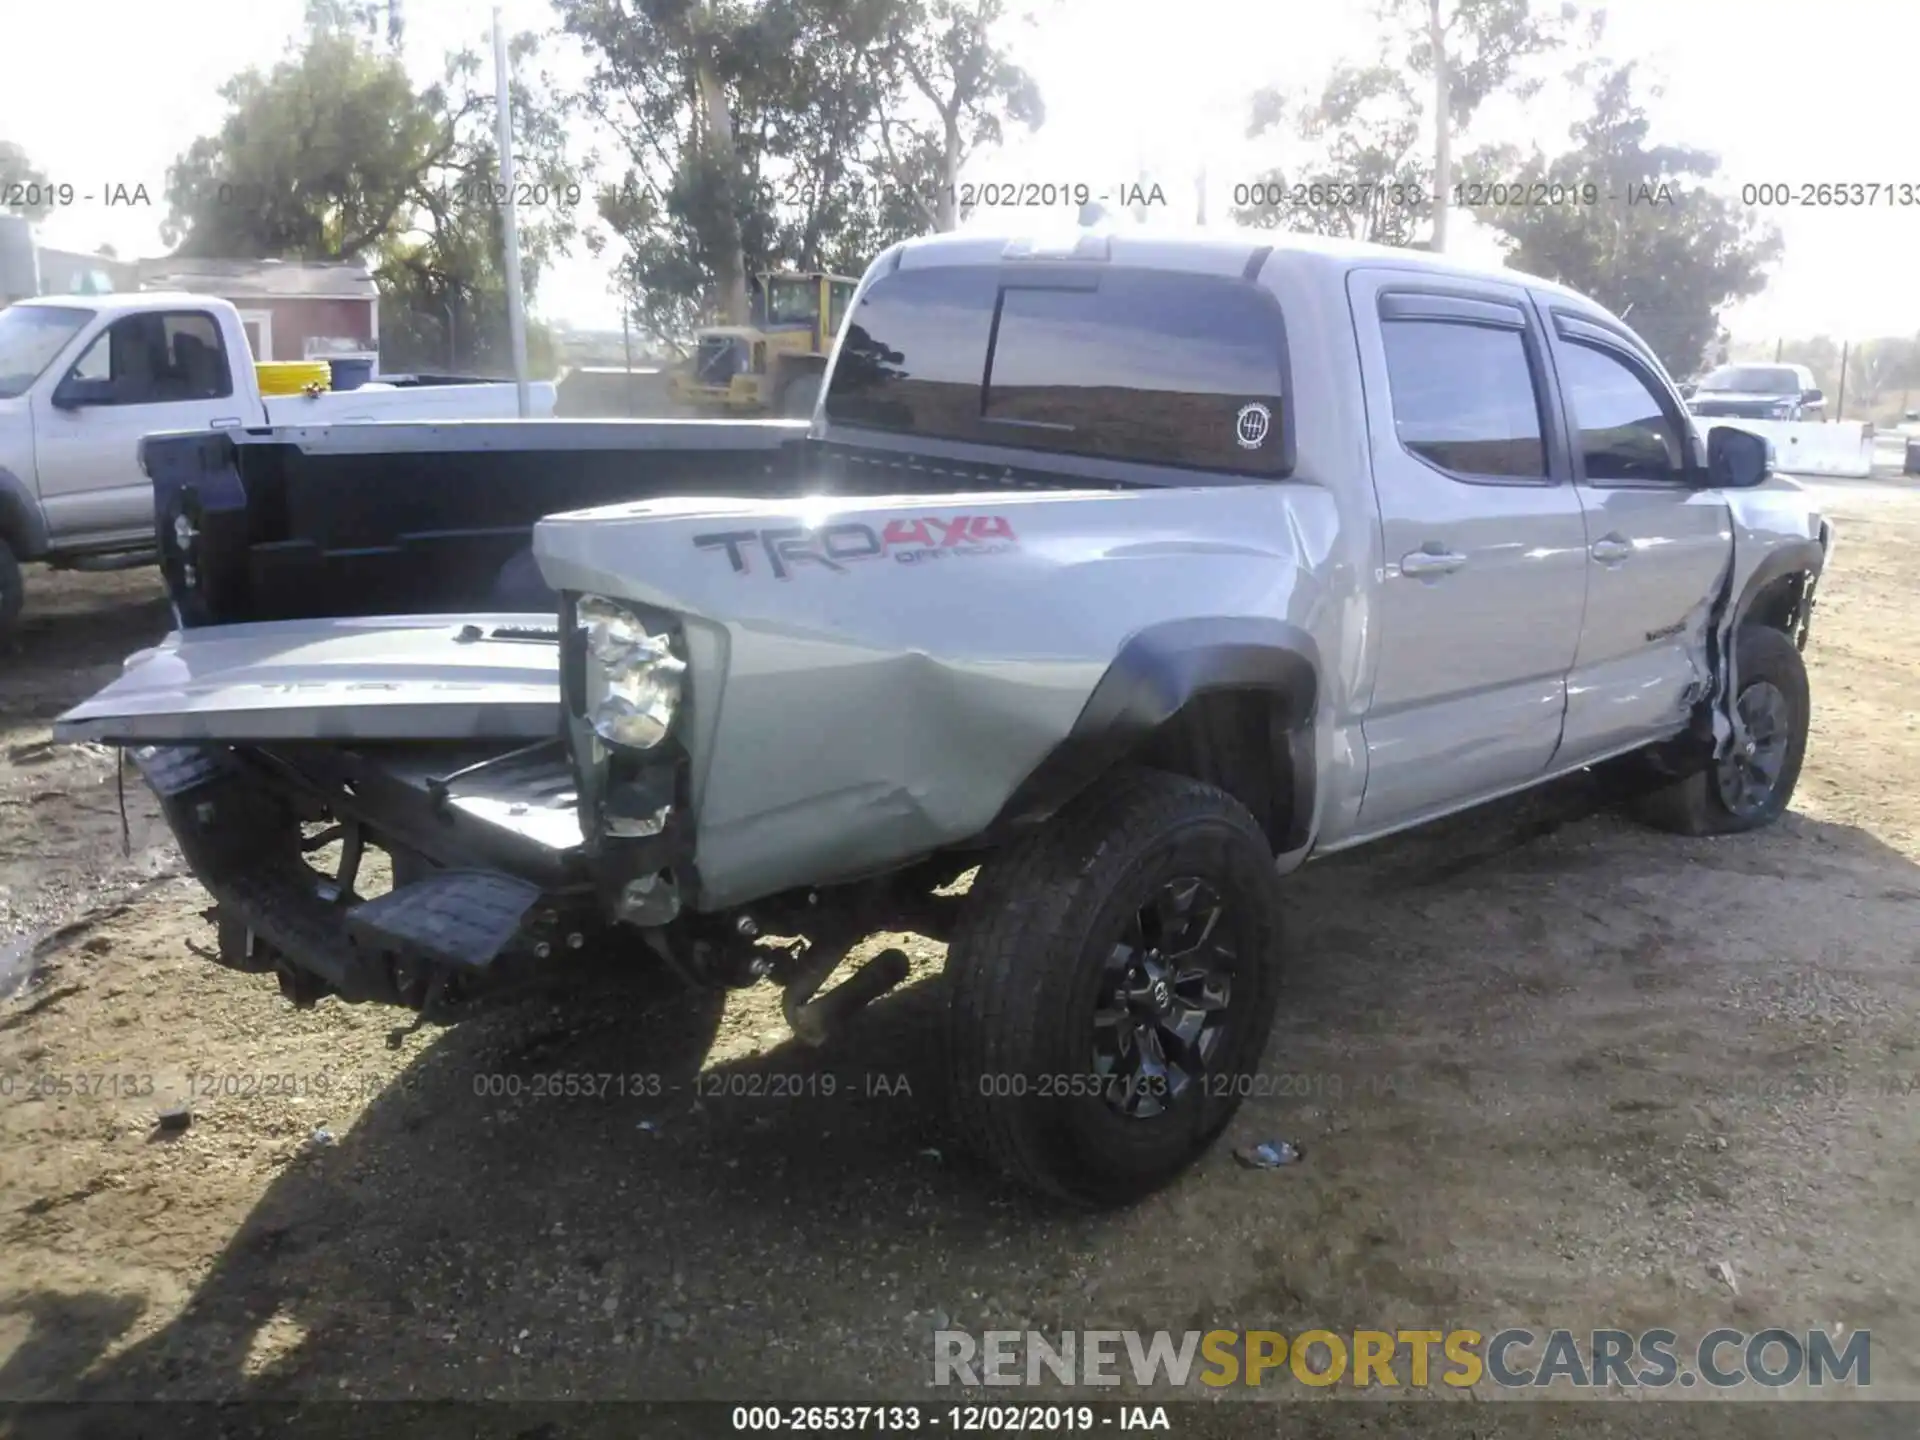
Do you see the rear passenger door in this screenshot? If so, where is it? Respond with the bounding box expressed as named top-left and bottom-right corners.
top-left (1539, 309), bottom-right (1733, 765)
top-left (1347, 271), bottom-right (1589, 833)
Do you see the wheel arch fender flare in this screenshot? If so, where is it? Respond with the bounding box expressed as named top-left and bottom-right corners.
top-left (987, 617), bottom-right (1321, 849)
top-left (1693, 533), bottom-right (1827, 761)
top-left (1731, 535), bottom-right (1826, 636)
top-left (0, 467), bottom-right (48, 561)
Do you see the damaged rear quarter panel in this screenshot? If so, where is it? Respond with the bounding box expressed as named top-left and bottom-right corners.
top-left (533, 485), bottom-right (1340, 908)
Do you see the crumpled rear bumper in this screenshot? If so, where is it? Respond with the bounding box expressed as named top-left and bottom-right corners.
top-left (134, 739), bottom-right (605, 1009)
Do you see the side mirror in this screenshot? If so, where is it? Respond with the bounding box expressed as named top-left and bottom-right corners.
top-left (1678, 381), bottom-right (1697, 399)
top-left (1802, 388), bottom-right (1824, 405)
top-left (1707, 425), bottom-right (1771, 488)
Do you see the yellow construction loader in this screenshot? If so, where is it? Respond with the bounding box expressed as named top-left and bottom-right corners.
top-left (669, 270), bottom-right (858, 417)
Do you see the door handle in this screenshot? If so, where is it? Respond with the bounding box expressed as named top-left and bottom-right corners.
top-left (210, 417), bottom-right (242, 429)
top-left (1399, 548), bottom-right (1467, 579)
top-left (1590, 534), bottom-right (1634, 564)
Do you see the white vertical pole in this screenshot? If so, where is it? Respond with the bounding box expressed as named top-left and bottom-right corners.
top-left (493, 5), bottom-right (531, 416)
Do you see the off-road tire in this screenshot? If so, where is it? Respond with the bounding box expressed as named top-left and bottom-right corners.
top-left (1631, 624), bottom-right (1810, 836)
top-left (0, 540), bottom-right (22, 641)
top-left (944, 769), bottom-right (1285, 1207)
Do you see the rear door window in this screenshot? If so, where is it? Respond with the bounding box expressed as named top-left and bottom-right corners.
top-left (825, 264), bottom-right (1290, 476)
top-left (1379, 319), bottom-right (1547, 479)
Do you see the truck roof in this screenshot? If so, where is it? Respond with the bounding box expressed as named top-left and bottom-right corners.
top-left (15, 290), bottom-right (235, 317)
top-left (894, 223), bottom-right (1600, 309)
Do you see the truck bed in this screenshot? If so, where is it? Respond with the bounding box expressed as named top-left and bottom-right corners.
top-left (148, 419), bottom-right (812, 627)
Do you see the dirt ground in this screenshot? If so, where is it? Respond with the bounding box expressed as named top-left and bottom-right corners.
top-left (0, 480), bottom-right (1917, 1428)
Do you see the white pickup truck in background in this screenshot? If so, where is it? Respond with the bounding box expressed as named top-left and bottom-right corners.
top-left (0, 291), bottom-right (557, 635)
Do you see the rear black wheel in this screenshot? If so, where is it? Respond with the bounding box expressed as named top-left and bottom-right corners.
top-left (944, 769), bottom-right (1284, 1207)
top-left (1630, 624), bottom-right (1810, 836)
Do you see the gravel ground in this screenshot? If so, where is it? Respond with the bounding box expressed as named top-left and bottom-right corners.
top-left (0, 480), bottom-right (1917, 1429)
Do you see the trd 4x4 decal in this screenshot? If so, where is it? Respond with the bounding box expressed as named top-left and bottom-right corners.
top-left (694, 515), bottom-right (1019, 579)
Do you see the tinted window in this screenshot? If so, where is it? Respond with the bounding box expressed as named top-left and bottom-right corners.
top-left (825, 265), bottom-right (1289, 474)
top-left (829, 280), bottom-right (856, 333)
top-left (61, 311), bottom-right (230, 405)
top-left (1380, 320), bottom-right (1546, 478)
top-left (984, 271), bottom-right (1287, 472)
top-left (1558, 341), bottom-right (1686, 483)
top-left (824, 266), bottom-right (998, 441)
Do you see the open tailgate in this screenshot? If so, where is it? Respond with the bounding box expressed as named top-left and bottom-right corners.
top-left (53, 613), bottom-right (562, 745)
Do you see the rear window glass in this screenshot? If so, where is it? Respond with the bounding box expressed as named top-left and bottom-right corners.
top-left (825, 267), bottom-right (997, 441)
top-left (825, 264), bottom-right (1289, 475)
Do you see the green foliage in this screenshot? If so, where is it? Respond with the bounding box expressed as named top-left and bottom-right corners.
top-left (1386, 0), bottom-right (1582, 126)
top-left (1465, 62), bottom-right (1782, 377)
top-left (559, 0), bottom-right (1044, 349)
top-left (161, 23), bottom-right (438, 258)
top-left (1237, 1), bottom-right (1578, 249)
top-left (1232, 65), bottom-right (1433, 247)
top-left (0, 141), bottom-right (52, 222)
top-left (163, 7), bottom-right (579, 376)
top-left (868, 0), bottom-right (1045, 230)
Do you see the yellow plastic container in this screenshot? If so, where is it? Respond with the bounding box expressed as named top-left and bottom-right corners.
top-left (255, 360), bottom-right (333, 396)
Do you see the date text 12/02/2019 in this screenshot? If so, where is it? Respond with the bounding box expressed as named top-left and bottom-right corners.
top-left (907, 181), bottom-right (1172, 210)
top-left (1230, 180), bottom-right (1680, 211)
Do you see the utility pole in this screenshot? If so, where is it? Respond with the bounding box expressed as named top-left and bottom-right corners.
top-left (1835, 340), bottom-right (1849, 421)
top-left (493, 5), bottom-right (531, 417)
top-left (622, 291), bottom-right (634, 417)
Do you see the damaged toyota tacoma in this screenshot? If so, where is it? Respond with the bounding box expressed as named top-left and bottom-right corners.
top-left (56, 227), bottom-right (1833, 1206)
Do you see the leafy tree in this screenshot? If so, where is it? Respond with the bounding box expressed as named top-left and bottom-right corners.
top-left (1467, 62), bottom-right (1782, 377)
top-left (1378, 0), bottom-right (1582, 251)
top-left (1232, 64), bottom-right (1432, 247)
top-left (0, 141), bottom-right (53, 222)
top-left (558, 0), bottom-right (778, 328)
top-left (372, 33), bottom-right (579, 375)
top-left (163, 2), bottom-right (576, 376)
top-left (161, 8), bottom-right (440, 258)
top-left (559, 0), bottom-right (1043, 348)
top-left (862, 0), bottom-right (1044, 232)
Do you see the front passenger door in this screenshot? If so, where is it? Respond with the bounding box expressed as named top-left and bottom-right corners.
top-left (1543, 309), bottom-right (1734, 764)
top-left (30, 310), bottom-right (241, 546)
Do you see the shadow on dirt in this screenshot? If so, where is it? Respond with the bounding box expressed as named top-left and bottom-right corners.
top-left (0, 567), bottom-right (171, 732)
top-left (9, 773), bottom-right (1920, 1434)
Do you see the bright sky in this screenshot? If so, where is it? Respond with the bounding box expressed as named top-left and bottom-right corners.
top-left (3, 0), bottom-right (1915, 341)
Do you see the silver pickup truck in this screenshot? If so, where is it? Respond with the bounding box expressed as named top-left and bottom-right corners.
top-left (57, 226), bottom-right (1832, 1207)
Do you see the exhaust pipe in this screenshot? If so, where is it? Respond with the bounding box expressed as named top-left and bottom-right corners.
top-left (783, 946), bottom-right (911, 1046)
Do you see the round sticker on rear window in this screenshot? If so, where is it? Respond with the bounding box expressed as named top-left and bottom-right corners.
top-left (1235, 402), bottom-right (1272, 449)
